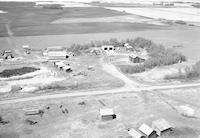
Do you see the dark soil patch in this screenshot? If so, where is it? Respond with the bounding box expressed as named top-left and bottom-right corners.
top-left (0, 67), bottom-right (39, 78)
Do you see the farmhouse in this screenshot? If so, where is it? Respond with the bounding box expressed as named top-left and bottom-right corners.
top-left (152, 119), bottom-right (173, 136)
top-left (128, 128), bottom-right (145, 138)
top-left (101, 45), bottom-right (115, 51)
top-left (129, 55), bottom-right (146, 63)
top-left (139, 124), bottom-right (158, 138)
top-left (99, 108), bottom-right (116, 121)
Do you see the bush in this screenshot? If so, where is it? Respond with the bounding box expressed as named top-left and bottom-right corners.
top-left (0, 67), bottom-right (39, 78)
top-left (119, 65), bottom-right (145, 74)
top-left (165, 61), bottom-right (200, 80)
top-left (68, 37), bottom-right (186, 72)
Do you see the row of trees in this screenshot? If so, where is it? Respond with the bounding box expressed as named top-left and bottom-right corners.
top-left (165, 61), bottom-right (200, 80)
top-left (67, 37), bottom-right (186, 74)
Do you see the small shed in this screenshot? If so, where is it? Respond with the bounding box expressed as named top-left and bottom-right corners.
top-left (129, 55), bottom-right (145, 63)
top-left (62, 66), bottom-right (72, 72)
top-left (23, 108), bottom-right (43, 116)
top-left (139, 124), bottom-right (157, 138)
top-left (152, 119), bottom-right (173, 136)
top-left (128, 128), bottom-right (145, 138)
top-left (99, 108), bottom-right (116, 121)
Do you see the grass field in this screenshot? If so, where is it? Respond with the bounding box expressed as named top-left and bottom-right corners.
top-left (0, 2), bottom-right (130, 37)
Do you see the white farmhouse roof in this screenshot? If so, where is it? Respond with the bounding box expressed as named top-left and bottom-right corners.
top-left (139, 123), bottom-right (154, 136)
top-left (128, 129), bottom-right (144, 138)
top-left (152, 119), bottom-right (172, 132)
top-left (100, 108), bottom-right (114, 116)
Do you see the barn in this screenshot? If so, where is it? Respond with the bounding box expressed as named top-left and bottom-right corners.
top-left (139, 124), bottom-right (158, 138)
top-left (152, 119), bottom-right (173, 136)
top-left (128, 128), bottom-right (145, 138)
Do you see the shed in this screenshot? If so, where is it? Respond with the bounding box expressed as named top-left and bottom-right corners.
top-left (23, 108), bottom-right (42, 116)
top-left (152, 119), bottom-right (173, 136)
top-left (62, 66), bottom-right (72, 72)
top-left (139, 124), bottom-right (157, 138)
top-left (99, 108), bottom-right (116, 121)
top-left (129, 55), bottom-right (145, 63)
top-left (128, 128), bottom-right (145, 138)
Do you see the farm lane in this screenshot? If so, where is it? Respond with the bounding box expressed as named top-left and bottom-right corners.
top-left (1, 61), bottom-right (200, 105)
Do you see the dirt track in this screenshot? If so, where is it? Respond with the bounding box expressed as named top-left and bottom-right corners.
top-left (1, 61), bottom-right (200, 105)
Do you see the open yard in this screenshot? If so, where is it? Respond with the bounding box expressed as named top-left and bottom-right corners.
top-left (1, 88), bottom-right (200, 138)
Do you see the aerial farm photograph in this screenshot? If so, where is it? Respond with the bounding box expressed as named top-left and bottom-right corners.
top-left (0, 0), bottom-right (200, 137)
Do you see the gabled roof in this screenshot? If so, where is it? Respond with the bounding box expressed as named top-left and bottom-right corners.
top-left (152, 119), bottom-right (172, 132)
top-left (139, 123), bottom-right (154, 136)
top-left (100, 108), bottom-right (114, 116)
top-left (128, 129), bottom-right (144, 138)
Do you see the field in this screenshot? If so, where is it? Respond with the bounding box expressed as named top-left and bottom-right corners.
top-left (0, 2), bottom-right (131, 37)
top-left (107, 7), bottom-right (200, 26)
top-left (1, 28), bottom-right (200, 60)
top-left (1, 1), bottom-right (200, 138)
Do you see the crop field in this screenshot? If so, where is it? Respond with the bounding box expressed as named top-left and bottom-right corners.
top-left (0, 2), bottom-right (131, 37)
top-left (1, 27), bottom-right (200, 60)
top-left (106, 7), bottom-right (200, 26)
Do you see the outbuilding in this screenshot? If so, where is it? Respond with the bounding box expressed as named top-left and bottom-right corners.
top-left (129, 55), bottom-right (145, 63)
top-left (62, 66), bottom-right (72, 72)
top-left (139, 124), bottom-right (158, 138)
top-left (99, 108), bottom-right (116, 121)
top-left (128, 128), bottom-right (145, 138)
top-left (152, 119), bottom-right (173, 136)
top-left (55, 62), bottom-right (66, 69)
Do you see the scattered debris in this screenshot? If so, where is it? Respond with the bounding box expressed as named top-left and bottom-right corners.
top-left (73, 71), bottom-right (87, 76)
top-left (176, 105), bottom-right (195, 118)
top-left (45, 106), bottom-right (50, 110)
top-left (24, 108), bottom-right (44, 117)
top-left (25, 119), bottom-right (38, 125)
top-left (88, 66), bottom-right (94, 71)
top-left (98, 100), bottom-right (106, 106)
top-left (1, 50), bottom-right (14, 59)
top-left (10, 85), bottom-right (22, 93)
top-left (60, 105), bottom-right (69, 114)
top-left (78, 101), bottom-right (86, 105)
top-left (0, 116), bottom-right (10, 125)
